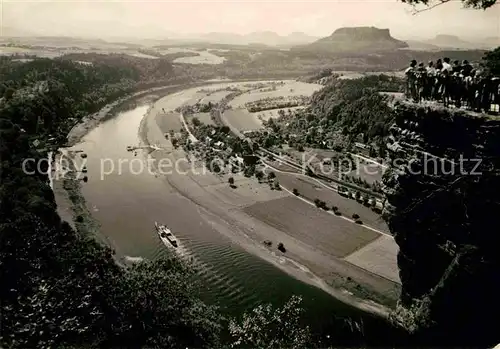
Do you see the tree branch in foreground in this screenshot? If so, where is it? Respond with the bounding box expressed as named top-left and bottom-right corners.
top-left (401, 0), bottom-right (497, 14)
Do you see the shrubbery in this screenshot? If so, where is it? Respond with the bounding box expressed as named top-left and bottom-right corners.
top-left (314, 198), bottom-right (329, 210)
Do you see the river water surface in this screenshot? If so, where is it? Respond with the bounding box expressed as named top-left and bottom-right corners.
top-left (73, 96), bottom-right (404, 345)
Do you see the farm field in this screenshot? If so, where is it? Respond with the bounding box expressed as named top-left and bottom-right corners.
top-left (243, 196), bottom-right (380, 258)
top-left (127, 52), bottom-right (158, 59)
top-left (157, 47), bottom-right (196, 54)
top-left (0, 47), bottom-right (62, 58)
top-left (173, 50), bottom-right (226, 65)
top-left (0, 46), bottom-right (32, 54)
top-left (274, 172), bottom-right (390, 233)
top-left (154, 88), bottom-right (202, 112)
top-left (153, 47), bottom-right (226, 64)
top-left (189, 112), bottom-right (215, 125)
top-left (196, 82), bottom-right (264, 95)
top-left (155, 112), bottom-right (183, 132)
top-left (150, 81), bottom-right (285, 134)
top-left (344, 235), bottom-right (400, 284)
top-left (253, 106), bottom-right (305, 123)
top-left (228, 81), bottom-right (322, 108)
top-left (238, 81), bottom-right (279, 91)
top-left (223, 109), bottom-right (262, 131)
top-left (201, 174), bottom-right (289, 208)
top-left (200, 90), bottom-right (233, 104)
top-left (183, 92), bottom-right (208, 107)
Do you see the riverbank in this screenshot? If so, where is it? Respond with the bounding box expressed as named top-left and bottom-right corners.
top-left (54, 84), bottom-right (190, 263)
top-left (138, 85), bottom-right (399, 319)
top-left (66, 84), bottom-right (185, 147)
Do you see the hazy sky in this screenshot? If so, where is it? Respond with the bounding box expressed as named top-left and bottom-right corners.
top-left (2, 0), bottom-right (499, 40)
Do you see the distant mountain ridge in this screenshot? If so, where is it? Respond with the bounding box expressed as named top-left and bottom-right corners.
top-left (427, 34), bottom-right (486, 49)
top-left (4, 25), bottom-right (498, 51)
top-left (295, 26), bottom-right (409, 53)
top-left (403, 40), bottom-right (440, 51)
top-left (406, 34), bottom-right (497, 50)
top-left (197, 31), bottom-right (319, 46)
top-left (0, 26), bottom-right (319, 47)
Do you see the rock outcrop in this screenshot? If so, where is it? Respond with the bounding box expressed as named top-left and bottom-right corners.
top-left (301, 26), bottom-right (408, 53)
top-left (383, 100), bottom-right (500, 347)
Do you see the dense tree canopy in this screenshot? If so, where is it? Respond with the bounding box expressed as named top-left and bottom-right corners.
top-left (229, 296), bottom-right (311, 349)
top-left (483, 47), bottom-right (500, 75)
top-left (266, 75), bottom-right (401, 155)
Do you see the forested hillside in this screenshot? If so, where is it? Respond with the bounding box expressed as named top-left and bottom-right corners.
top-left (271, 75), bottom-right (403, 155)
top-left (0, 58), bottom-right (137, 131)
top-left (310, 75), bottom-right (401, 143)
top-left (59, 53), bottom-right (184, 87)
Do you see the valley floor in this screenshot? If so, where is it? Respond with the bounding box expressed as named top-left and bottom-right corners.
top-left (54, 80), bottom-right (401, 319)
top-left (139, 84), bottom-right (401, 315)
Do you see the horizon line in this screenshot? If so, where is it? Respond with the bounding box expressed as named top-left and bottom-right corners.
top-left (2, 26), bottom-right (498, 42)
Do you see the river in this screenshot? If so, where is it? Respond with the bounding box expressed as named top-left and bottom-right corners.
top-left (71, 93), bottom-right (405, 346)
